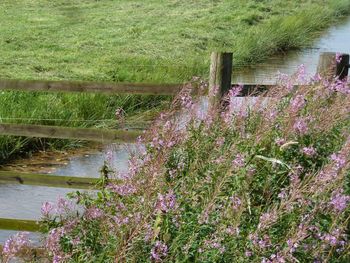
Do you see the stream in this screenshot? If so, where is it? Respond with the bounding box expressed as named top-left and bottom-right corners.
top-left (1, 16), bottom-right (350, 244)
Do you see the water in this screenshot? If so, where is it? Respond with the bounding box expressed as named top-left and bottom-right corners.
top-left (233, 17), bottom-right (350, 84)
top-left (0, 143), bottom-right (133, 243)
top-left (1, 17), bottom-right (350, 244)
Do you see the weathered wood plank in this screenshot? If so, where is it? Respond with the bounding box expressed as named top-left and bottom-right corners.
top-left (0, 171), bottom-right (99, 189)
top-left (0, 218), bottom-right (40, 232)
top-left (317, 52), bottom-right (349, 80)
top-left (209, 52), bottom-right (233, 106)
top-left (0, 123), bottom-right (142, 142)
top-left (0, 79), bottom-right (183, 95)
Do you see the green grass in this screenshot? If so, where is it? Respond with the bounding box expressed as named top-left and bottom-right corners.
top-left (0, 0), bottom-right (350, 82)
top-left (0, 92), bottom-right (167, 163)
top-left (0, 0), bottom-right (350, 163)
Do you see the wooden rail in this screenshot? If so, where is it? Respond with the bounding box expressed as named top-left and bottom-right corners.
top-left (0, 171), bottom-right (100, 189)
top-left (0, 218), bottom-right (40, 232)
top-left (0, 79), bottom-right (183, 95)
top-left (0, 123), bottom-right (142, 142)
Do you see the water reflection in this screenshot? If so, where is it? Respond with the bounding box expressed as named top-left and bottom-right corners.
top-left (233, 17), bottom-right (350, 84)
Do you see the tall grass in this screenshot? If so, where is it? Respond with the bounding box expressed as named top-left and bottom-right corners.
top-left (4, 67), bottom-right (350, 262)
top-left (0, 92), bottom-right (168, 164)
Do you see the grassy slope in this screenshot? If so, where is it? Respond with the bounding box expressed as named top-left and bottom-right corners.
top-left (0, 0), bottom-right (350, 83)
top-left (0, 0), bottom-right (350, 163)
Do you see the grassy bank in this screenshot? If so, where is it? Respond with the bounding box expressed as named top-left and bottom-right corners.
top-left (0, 93), bottom-right (166, 163)
top-left (0, 0), bottom-right (350, 163)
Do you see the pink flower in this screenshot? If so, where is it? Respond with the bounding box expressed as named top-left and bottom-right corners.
top-left (155, 190), bottom-right (177, 213)
top-left (296, 64), bottom-right (307, 84)
top-left (245, 250), bottom-right (253, 257)
top-left (56, 197), bottom-right (73, 214)
top-left (258, 212), bottom-right (278, 230)
top-left (226, 226), bottom-right (240, 236)
top-left (232, 154), bottom-right (245, 168)
top-left (85, 207), bottom-right (104, 220)
top-left (3, 232), bottom-right (30, 260)
top-left (151, 241), bottom-right (168, 262)
top-left (330, 153), bottom-right (346, 169)
top-left (230, 195), bottom-right (242, 210)
top-left (180, 93), bottom-right (193, 109)
top-left (311, 73), bottom-right (322, 83)
top-left (41, 201), bottom-right (54, 217)
top-left (302, 146), bottom-right (316, 156)
top-left (336, 53), bottom-right (342, 63)
top-left (215, 137), bottom-right (225, 147)
top-left (229, 84), bottom-right (243, 97)
top-left (290, 95), bottom-right (306, 113)
top-left (108, 183), bottom-right (136, 196)
top-left (275, 138), bottom-right (286, 146)
top-left (293, 118), bottom-right (308, 135)
top-left (329, 189), bottom-right (350, 213)
top-left (277, 72), bottom-right (294, 91)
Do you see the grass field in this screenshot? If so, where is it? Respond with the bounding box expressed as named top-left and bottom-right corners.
top-left (0, 0), bottom-right (350, 163)
top-left (1, 0), bottom-right (350, 83)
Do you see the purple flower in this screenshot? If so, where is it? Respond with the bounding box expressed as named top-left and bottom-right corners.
top-left (151, 241), bottom-right (168, 262)
top-left (56, 197), bottom-right (73, 214)
top-left (229, 84), bottom-right (243, 97)
top-left (258, 212), bottom-right (278, 230)
top-left (245, 250), bottom-right (253, 257)
top-left (287, 239), bottom-right (299, 253)
top-left (275, 138), bottom-right (286, 146)
top-left (232, 154), bottom-right (245, 168)
top-left (257, 234), bottom-right (271, 249)
top-left (277, 72), bottom-right (294, 91)
top-left (329, 79), bottom-right (350, 94)
top-left (302, 146), bottom-right (316, 156)
top-left (293, 118), bottom-right (308, 135)
top-left (336, 53), bottom-right (342, 63)
top-left (203, 237), bottom-right (226, 254)
top-left (319, 228), bottom-right (346, 248)
top-left (46, 227), bottom-right (65, 254)
top-left (215, 137), bottom-right (225, 147)
top-left (226, 226), bottom-right (240, 236)
top-left (311, 73), bottom-right (322, 83)
top-left (230, 195), bottom-right (242, 210)
top-left (180, 93), bottom-right (193, 109)
top-left (330, 153), bottom-right (346, 169)
top-left (113, 215), bottom-right (130, 226)
top-left (41, 201), bottom-right (54, 217)
top-left (277, 189), bottom-right (288, 200)
top-left (290, 95), bottom-right (306, 113)
top-left (3, 232), bottom-right (30, 259)
top-left (85, 207), bottom-right (104, 220)
top-left (270, 253), bottom-right (286, 263)
top-left (155, 190), bottom-right (177, 213)
top-left (297, 64), bottom-right (307, 84)
top-left (329, 189), bottom-right (350, 213)
top-left (108, 183), bottom-right (136, 196)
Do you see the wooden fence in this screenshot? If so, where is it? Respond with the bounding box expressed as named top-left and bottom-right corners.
top-left (0, 51), bottom-right (348, 233)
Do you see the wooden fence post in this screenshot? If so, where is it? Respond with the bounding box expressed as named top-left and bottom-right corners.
top-left (317, 52), bottom-right (349, 80)
top-left (209, 52), bottom-right (233, 107)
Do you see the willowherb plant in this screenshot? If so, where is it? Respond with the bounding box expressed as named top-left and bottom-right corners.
top-left (3, 69), bottom-right (350, 262)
